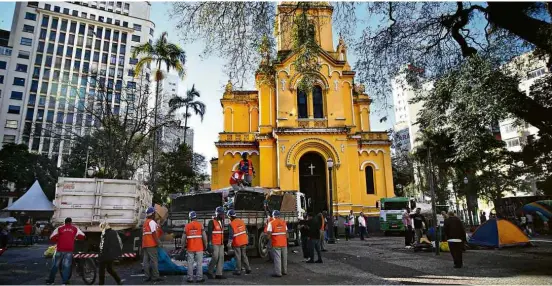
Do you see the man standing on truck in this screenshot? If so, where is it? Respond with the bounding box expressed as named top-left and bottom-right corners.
top-left (183, 211), bottom-right (208, 283)
top-left (267, 210), bottom-right (288, 277)
top-left (239, 153), bottom-right (255, 186)
top-left (410, 207), bottom-right (427, 245)
top-left (227, 210), bottom-right (252, 276)
top-left (229, 169), bottom-right (245, 191)
top-left (207, 207), bottom-right (226, 280)
top-left (142, 207), bottom-right (162, 283)
top-left (46, 217), bottom-right (86, 285)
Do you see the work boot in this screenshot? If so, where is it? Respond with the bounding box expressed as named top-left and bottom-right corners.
top-left (271, 274), bottom-right (282, 278)
top-left (215, 275), bottom-right (227, 279)
top-left (306, 260), bottom-right (315, 263)
top-left (315, 260), bottom-right (323, 263)
top-left (246, 270), bottom-right (252, 274)
top-left (205, 273), bottom-right (215, 279)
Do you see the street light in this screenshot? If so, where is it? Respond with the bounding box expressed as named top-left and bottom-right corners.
top-left (463, 177), bottom-right (468, 184)
top-left (326, 158), bottom-right (336, 244)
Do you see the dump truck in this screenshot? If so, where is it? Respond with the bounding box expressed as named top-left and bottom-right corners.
top-left (52, 178), bottom-right (152, 259)
top-left (168, 187), bottom-right (306, 258)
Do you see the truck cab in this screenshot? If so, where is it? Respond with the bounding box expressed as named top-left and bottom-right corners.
top-left (379, 197), bottom-right (416, 234)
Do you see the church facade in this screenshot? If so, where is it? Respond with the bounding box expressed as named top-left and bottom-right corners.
top-left (210, 2), bottom-right (395, 216)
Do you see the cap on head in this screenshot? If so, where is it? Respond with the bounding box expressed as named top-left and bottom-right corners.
top-left (272, 210), bottom-right (281, 217)
top-left (65, 217), bottom-right (72, 224)
top-left (241, 153), bottom-right (248, 159)
top-left (146, 207), bottom-right (155, 216)
top-left (227, 209), bottom-right (236, 217)
top-left (189, 211), bottom-right (197, 219)
top-left (215, 206), bottom-right (224, 216)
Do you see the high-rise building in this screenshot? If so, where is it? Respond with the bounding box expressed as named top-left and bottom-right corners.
top-left (0, 1), bottom-right (155, 166)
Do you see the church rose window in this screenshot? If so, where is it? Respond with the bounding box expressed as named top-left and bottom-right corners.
top-left (297, 89), bottom-right (308, 119)
top-left (313, 86), bottom-right (324, 118)
top-left (365, 166), bottom-right (375, 194)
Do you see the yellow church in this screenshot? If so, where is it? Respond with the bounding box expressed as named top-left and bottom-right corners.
top-left (210, 2), bottom-right (395, 217)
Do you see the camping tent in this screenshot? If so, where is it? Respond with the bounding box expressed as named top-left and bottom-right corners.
top-left (522, 200), bottom-right (552, 219)
top-left (469, 218), bottom-right (530, 248)
top-left (4, 181), bottom-right (54, 212)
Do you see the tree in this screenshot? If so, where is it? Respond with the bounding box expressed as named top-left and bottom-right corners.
top-left (132, 32), bottom-right (186, 193)
top-left (0, 144), bottom-right (59, 200)
top-left (168, 84), bottom-right (206, 134)
top-left (154, 143), bottom-right (209, 204)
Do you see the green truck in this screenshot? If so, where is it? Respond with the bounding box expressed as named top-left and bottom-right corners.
top-left (379, 197), bottom-right (417, 234)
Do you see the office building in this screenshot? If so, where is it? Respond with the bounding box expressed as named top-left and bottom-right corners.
top-left (0, 1), bottom-right (155, 166)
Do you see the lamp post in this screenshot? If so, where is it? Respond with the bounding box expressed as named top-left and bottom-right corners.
top-left (327, 158), bottom-right (336, 244)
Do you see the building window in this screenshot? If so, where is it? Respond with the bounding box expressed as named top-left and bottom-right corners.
top-left (312, 86), bottom-right (324, 118)
top-left (365, 166), bottom-right (375, 194)
top-left (297, 89), bottom-right (308, 119)
top-left (0, 61), bottom-right (6, 69)
top-left (129, 58), bottom-right (138, 65)
top-left (25, 12), bottom-right (37, 21)
top-left (8, 105), bottom-right (21, 114)
top-left (44, 4), bottom-right (51, 10)
top-left (41, 15), bottom-right (49, 27)
top-left (131, 35), bottom-right (140, 42)
top-left (72, 10), bottom-right (78, 17)
top-left (70, 22), bottom-right (76, 33)
top-left (18, 50), bottom-right (30, 59)
top-left (124, 3), bottom-right (130, 9)
top-left (133, 24), bottom-right (142, 31)
top-left (123, 21), bottom-right (128, 28)
top-left (10, 91), bottom-right (23, 100)
top-left (503, 124), bottom-right (517, 133)
top-left (5, 120), bottom-right (18, 129)
top-left (63, 8), bottom-right (69, 15)
top-left (20, 37), bottom-right (32, 46)
top-left (527, 67), bottom-right (546, 80)
top-left (0, 75), bottom-right (3, 83)
top-left (27, 2), bottom-right (38, 7)
top-left (54, 6), bottom-right (60, 13)
top-left (23, 24), bottom-right (35, 33)
top-left (16, 64), bottom-right (28, 73)
top-left (505, 138), bottom-right (521, 148)
top-left (3, 135), bottom-right (16, 144)
top-left (13, 77), bottom-right (25, 86)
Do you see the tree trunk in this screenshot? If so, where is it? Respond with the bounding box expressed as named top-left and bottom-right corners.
top-left (183, 105), bottom-right (189, 145)
top-left (152, 62), bottom-right (162, 194)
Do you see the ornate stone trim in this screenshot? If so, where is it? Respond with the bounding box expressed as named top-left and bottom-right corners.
top-left (223, 150), bottom-right (260, 156)
top-left (358, 148), bottom-right (386, 155)
top-left (360, 160), bottom-right (380, 170)
top-left (285, 137), bottom-right (341, 169)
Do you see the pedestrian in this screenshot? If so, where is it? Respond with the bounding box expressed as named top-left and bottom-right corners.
top-left (98, 221), bottom-right (123, 285)
top-left (410, 208), bottom-right (426, 244)
top-left (0, 223), bottom-right (8, 249)
top-left (227, 209), bottom-right (251, 276)
top-left (239, 153), bottom-right (255, 186)
top-left (443, 212), bottom-right (467, 268)
top-left (402, 208), bottom-right (413, 248)
top-left (358, 212), bottom-right (367, 240)
top-left (206, 207), bottom-right (226, 280)
top-left (479, 211), bottom-right (487, 224)
top-left (183, 211), bottom-right (208, 283)
top-left (298, 213), bottom-right (310, 260)
top-left (526, 213), bottom-right (534, 236)
top-left (347, 210), bottom-right (355, 238)
top-left (263, 202), bottom-right (274, 262)
top-left (46, 217), bottom-right (86, 285)
top-left (142, 207), bottom-right (162, 283)
top-left (306, 213), bottom-right (322, 264)
top-left (333, 215), bottom-right (339, 240)
top-left (343, 215), bottom-right (350, 241)
top-left (267, 210), bottom-right (288, 277)
top-left (319, 212), bottom-right (327, 251)
top-left (23, 220), bottom-right (33, 246)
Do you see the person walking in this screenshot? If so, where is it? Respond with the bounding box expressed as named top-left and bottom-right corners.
top-left (402, 208), bottom-right (413, 248)
top-left (263, 202), bottom-right (274, 262)
top-left (306, 213), bottom-right (322, 264)
top-left (299, 213), bottom-right (310, 260)
top-left (479, 212), bottom-right (487, 224)
top-left (344, 215), bottom-right (351, 241)
top-left (98, 221), bottom-right (123, 285)
top-left (526, 213), bottom-right (534, 236)
top-left (23, 220), bottom-right (33, 246)
top-left (206, 207), bottom-right (226, 280)
top-left (227, 210), bottom-right (251, 276)
top-left (239, 153), bottom-right (255, 186)
top-left (183, 211), bottom-right (208, 283)
top-left (142, 207), bottom-right (162, 283)
top-left (46, 217), bottom-right (86, 285)
top-left (347, 210), bottom-right (355, 238)
top-left (358, 212), bottom-right (367, 240)
top-left (443, 212), bottom-right (467, 268)
top-left (410, 208), bottom-right (426, 244)
top-left (267, 210), bottom-right (288, 277)
top-left (319, 212), bottom-right (327, 251)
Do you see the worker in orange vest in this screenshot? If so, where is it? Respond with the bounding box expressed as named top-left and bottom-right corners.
top-left (182, 211), bottom-right (207, 283)
top-left (227, 209), bottom-right (251, 275)
top-left (206, 207), bottom-right (226, 280)
top-left (239, 153), bottom-right (255, 186)
top-left (142, 207), bottom-right (162, 282)
top-left (267, 210), bottom-right (288, 277)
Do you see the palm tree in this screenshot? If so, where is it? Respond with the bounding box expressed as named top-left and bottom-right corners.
top-left (132, 32), bottom-right (186, 193)
top-left (168, 84), bottom-right (206, 136)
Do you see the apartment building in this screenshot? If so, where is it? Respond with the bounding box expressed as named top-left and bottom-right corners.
top-left (0, 1), bottom-right (155, 166)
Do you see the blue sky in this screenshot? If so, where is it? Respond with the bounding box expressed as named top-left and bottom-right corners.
top-left (0, 2), bottom-right (393, 168)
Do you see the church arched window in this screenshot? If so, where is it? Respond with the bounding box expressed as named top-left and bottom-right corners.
top-left (297, 89), bottom-right (308, 119)
top-left (365, 166), bottom-right (375, 194)
top-left (313, 86), bottom-right (324, 118)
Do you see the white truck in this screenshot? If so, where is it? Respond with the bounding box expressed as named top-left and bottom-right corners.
top-left (52, 178), bottom-right (152, 259)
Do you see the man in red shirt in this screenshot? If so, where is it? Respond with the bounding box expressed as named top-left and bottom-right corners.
top-left (23, 220), bottom-right (33, 246)
top-left (229, 170), bottom-right (245, 191)
top-left (46, 217), bottom-right (85, 285)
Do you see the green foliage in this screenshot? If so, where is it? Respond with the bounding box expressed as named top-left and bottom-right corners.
top-left (0, 144), bottom-right (59, 200)
top-left (291, 11), bottom-right (321, 93)
top-left (256, 34), bottom-right (276, 87)
top-left (168, 85), bottom-right (206, 132)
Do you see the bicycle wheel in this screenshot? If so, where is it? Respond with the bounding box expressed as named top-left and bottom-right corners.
top-left (79, 258), bottom-right (97, 285)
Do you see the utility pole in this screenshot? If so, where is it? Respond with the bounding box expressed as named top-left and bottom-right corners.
top-left (428, 147), bottom-right (439, 255)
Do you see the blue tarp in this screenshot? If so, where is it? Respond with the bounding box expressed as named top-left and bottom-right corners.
top-left (156, 248), bottom-right (236, 275)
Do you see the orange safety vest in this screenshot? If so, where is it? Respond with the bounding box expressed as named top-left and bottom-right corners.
top-left (230, 218), bottom-right (248, 247)
top-left (239, 159), bottom-right (254, 175)
top-left (270, 218), bottom-right (288, 248)
top-left (263, 217), bottom-right (274, 234)
top-left (211, 219), bottom-right (224, 246)
top-left (142, 219), bottom-right (157, 248)
top-left (185, 221), bottom-right (204, 252)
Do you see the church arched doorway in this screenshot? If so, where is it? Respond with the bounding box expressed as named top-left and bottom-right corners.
top-left (298, 152), bottom-right (328, 214)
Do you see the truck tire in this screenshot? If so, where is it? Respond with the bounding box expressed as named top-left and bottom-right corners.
top-left (257, 231), bottom-right (270, 259)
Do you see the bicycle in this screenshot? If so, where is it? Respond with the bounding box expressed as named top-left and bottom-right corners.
top-left (60, 253), bottom-right (97, 285)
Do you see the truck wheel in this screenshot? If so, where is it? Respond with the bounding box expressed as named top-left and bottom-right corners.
top-left (257, 232), bottom-right (269, 259)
